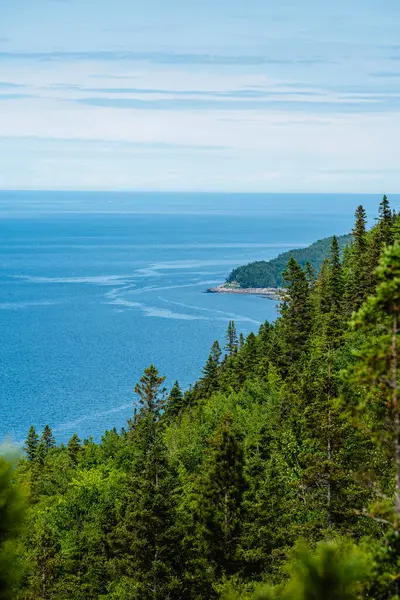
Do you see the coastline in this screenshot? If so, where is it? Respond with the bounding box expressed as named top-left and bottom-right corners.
top-left (206, 283), bottom-right (282, 300)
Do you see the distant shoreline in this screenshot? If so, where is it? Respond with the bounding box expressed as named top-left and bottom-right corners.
top-left (206, 283), bottom-right (282, 300)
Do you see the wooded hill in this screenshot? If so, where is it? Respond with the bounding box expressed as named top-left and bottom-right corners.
top-left (1, 197), bottom-right (400, 599)
top-left (226, 233), bottom-right (351, 288)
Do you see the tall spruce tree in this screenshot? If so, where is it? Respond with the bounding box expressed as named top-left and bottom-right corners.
top-left (323, 235), bottom-right (345, 347)
top-left (109, 366), bottom-right (179, 599)
top-left (201, 340), bottom-right (222, 396)
top-left (378, 194), bottom-right (394, 248)
top-left (67, 433), bottom-right (81, 464)
top-left (367, 195), bottom-right (394, 293)
top-left (164, 381), bottom-right (184, 420)
top-left (134, 363), bottom-right (166, 418)
top-left (277, 258), bottom-right (313, 371)
top-left (41, 425), bottom-right (56, 452)
top-left (346, 205), bottom-right (369, 311)
top-left (24, 425), bottom-right (39, 462)
top-left (351, 242), bottom-right (400, 522)
top-left (225, 321), bottom-right (239, 357)
top-left (198, 413), bottom-right (245, 578)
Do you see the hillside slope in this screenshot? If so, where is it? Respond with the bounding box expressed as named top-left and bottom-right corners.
top-left (227, 233), bottom-right (351, 288)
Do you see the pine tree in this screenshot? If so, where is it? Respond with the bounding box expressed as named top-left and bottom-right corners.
top-left (41, 425), bottom-right (56, 452)
top-left (346, 205), bottom-right (369, 311)
top-left (367, 196), bottom-right (394, 293)
top-left (201, 340), bottom-right (222, 396)
top-left (109, 367), bottom-right (179, 599)
top-left (239, 332), bottom-right (245, 351)
top-left (134, 364), bottom-right (166, 418)
top-left (242, 332), bottom-right (258, 376)
top-left (67, 433), bottom-right (81, 464)
top-left (305, 260), bottom-right (316, 286)
top-left (198, 413), bottom-right (245, 577)
top-left (351, 242), bottom-right (400, 523)
top-left (24, 425), bottom-right (39, 462)
top-left (378, 194), bottom-right (394, 247)
top-left (277, 258), bottom-right (313, 371)
top-left (225, 321), bottom-right (239, 356)
top-left (324, 235), bottom-right (345, 347)
top-left (165, 380), bottom-right (184, 419)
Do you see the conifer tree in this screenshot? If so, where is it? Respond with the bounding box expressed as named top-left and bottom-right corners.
top-left (24, 425), bottom-right (39, 462)
top-left (134, 363), bottom-right (166, 418)
top-left (305, 260), bottom-right (316, 286)
top-left (324, 235), bottom-right (345, 347)
top-left (239, 332), bottom-right (245, 351)
top-left (367, 196), bottom-right (394, 293)
top-left (351, 242), bottom-right (400, 522)
top-left (67, 433), bottom-right (81, 464)
top-left (378, 194), bottom-right (394, 247)
top-left (109, 367), bottom-right (179, 599)
top-left (201, 340), bottom-right (222, 395)
top-left (41, 425), bottom-right (56, 452)
top-left (346, 205), bottom-right (369, 310)
top-left (225, 321), bottom-right (239, 356)
top-left (165, 380), bottom-right (184, 419)
top-left (242, 332), bottom-right (258, 376)
top-left (198, 413), bottom-right (245, 577)
top-left (278, 258), bottom-right (313, 371)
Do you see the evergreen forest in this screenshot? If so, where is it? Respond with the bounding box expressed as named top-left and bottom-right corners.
top-left (3, 197), bottom-right (400, 599)
top-left (226, 233), bottom-right (351, 289)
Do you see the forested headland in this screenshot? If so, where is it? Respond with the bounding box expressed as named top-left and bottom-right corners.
top-left (226, 233), bottom-right (351, 289)
top-left (2, 197), bottom-right (400, 599)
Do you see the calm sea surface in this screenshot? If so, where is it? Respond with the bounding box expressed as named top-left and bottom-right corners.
top-left (1, 192), bottom-right (397, 443)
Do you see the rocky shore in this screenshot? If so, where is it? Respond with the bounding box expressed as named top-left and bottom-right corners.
top-left (206, 283), bottom-right (282, 300)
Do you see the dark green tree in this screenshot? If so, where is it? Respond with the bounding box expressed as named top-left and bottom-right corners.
top-left (239, 332), bottom-right (245, 351)
top-left (134, 363), bottom-right (166, 418)
top-left (346, 205), bottom-right (369, 311)
top-left (323, 235), bottom-right (345, 347)
top-left (351, 242), bottom-right (400, 522)
top-left (198, 413), bottom-right (245, 577)
top-left (109, 367), bottom-right (179, 599)
top-left (41, 425), bottom-right (56, 452)
top-left (277, 258), bottom-right (313, 371)
top-left (201, 340), bottom-right (222, 396)
top-left (164, 380), bottom-right (184, 420)
top-left (24, 425), bottom-right (39, 462)
top-left (67, 433), bottom-right (81, 465)
top-left (225, 321), bottom-right (239, 357)
top-left (378, 194), bottom-right (394, 247)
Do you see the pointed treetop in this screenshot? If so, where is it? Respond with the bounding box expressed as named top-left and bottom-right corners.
top-left (24, 425), bottom-right (39, 462)
top-left (165, 380), bottom-right (184, 419)
top-left (225, 320), bottom-right (238, 356)
top-left (67, 433), bottom-right (82, 464)
top-left (41, 424), bottom-right (56, 450)
top-left (134, 364), bottom-right (166, 417)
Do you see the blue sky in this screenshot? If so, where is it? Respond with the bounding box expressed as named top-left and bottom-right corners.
top-left (0, 0), bottom-right (399, 191)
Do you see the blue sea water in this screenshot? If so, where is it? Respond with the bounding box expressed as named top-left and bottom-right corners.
top-left (1, 191), bottom-right (397, 443)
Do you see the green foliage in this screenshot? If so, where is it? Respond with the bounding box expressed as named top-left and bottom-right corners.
top-left (24, 426), bottom-right (39, 462)
top-left (0, 456), bottom-right (25, 599)
top-left (227, 235), bottom-right (351, 289)
top-left (252, 541), bottom-right (370, 600)
top-left (133, 363), bottom-right (166, 417)
top-left (10, 195), bottom-right (400, 599)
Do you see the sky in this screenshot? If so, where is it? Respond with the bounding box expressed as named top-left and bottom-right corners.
top-left (0, 0), bottom-right (399, 192)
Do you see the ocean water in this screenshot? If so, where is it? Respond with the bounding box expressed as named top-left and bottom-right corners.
top-left (0, 191), bottom-right (396, 443)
